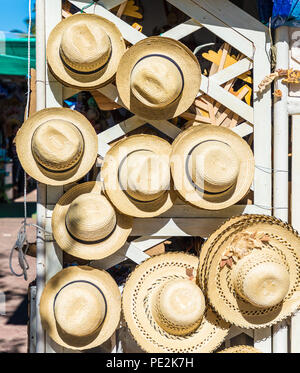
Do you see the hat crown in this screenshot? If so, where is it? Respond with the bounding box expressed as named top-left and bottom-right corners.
top-left (66, 193), bottom-right (116, 242)
top-left (31, 119), bottom-right (84, 172)
top-left (119, 150), bottom-right (170, 202)
top-left (154, 279), bottom-right (205, 336)
top-left (130, 56), bottom-right (183, 108)
top-left (233, 251), bottom-right (290, 308)
top-left (54, 282), bottom-right (106, 337)
top-left (190, 141), bottom-right (240, 193)
top-left (60, 21), bottom-right (111, 72)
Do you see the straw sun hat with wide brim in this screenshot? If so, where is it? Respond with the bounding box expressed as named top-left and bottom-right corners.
top-left (198, 214), bottom-right (300, 329)
top-left (218, 345), bottom-right (262, 353)
top-left (122, 252), bottom-right (230, 353)
top-left (15, 108), bottom-right (98, 186)
top-left (52, 181), bottom-right (132, 260)
top-left (47, 13), bottom-right (126, 90)
top-left (101, 134), bottom-right (177, 218)
top-left (40, 265), bottom-right (121, 350)
top-left (116, 36), bottom-right (201, 121)
top-left (171, 125), bottom-right (255, 210)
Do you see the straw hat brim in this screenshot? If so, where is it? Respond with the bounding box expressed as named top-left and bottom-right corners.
top-left (122, 252), bottom-right (230, 353)
top-left (102, 134), bottom-right (177, 218)
top-left (15, 108), bottom-right (98, 186)
top-left (40, 265), bottom-right (121, 350)
top-left (171, 125), bottom-right (255, 210)
top-left (198, 214), bottom-right (300, 329)
top-left (116, 37), bottom-right (201, 120)
top-left (47, 13), bottom-right (126, 90)
top-left (218, 345), bottom-right (262, 353)
top-left (52, 181), bottom-right (133, 260)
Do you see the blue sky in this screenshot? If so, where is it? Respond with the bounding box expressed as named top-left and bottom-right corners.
top-left (0, 0), bottom-right (36, 33)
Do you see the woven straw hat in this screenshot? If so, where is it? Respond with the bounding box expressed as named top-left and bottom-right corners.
top-left (15, 108), bottom-right (97, 186)
top-left (198, 214), bottom-right (300, 329)
top-left (122, 252), bottom-right (230, 353)
top-left (101, 134), bottom-right (177, 218)
top-left (116, 36), bottom-right (201, 120)
top-left (52, 181), bottom-right (132, 260)
top-left (40, 265), bottom-right (121, 350)
top-left (47, 13), bottom-right (125, 90)
top-left (218, 345), bottom-right (262, 353)
top-left (170, 125), bottom-right (254, 210)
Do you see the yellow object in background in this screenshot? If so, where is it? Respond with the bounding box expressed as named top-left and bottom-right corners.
top-left (132, 22), bottom-right (143, 32)
top-left (124, 0), bottom-right (143, 19)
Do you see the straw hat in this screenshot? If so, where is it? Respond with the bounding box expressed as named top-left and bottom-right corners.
top-left (170, 125), bottom-right (254, 210)
top-left (40, 265), bottom-right (121, 350)
top-left (101, 134), bottom-right (177, 218)
top-left (218, 345), bottom-right (262, 353)
top-left (116, 36), bottom-right (201, 120)
top-left (47, 13), bottom-right (126, 90)
top-left (52, 181), bottom-right (132, 260)
top-left (122, 252), bottom-right (230, 353)
top-left (15, 108), bottom-right (97, 186)
top-left (198, 214), bottom-right (300, 329)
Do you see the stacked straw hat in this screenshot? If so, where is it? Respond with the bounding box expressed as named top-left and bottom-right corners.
top-left (101, 134), bottom-right (177, 218)
top-left (198, 214), bottom-right (300, 329)
top-left (116, 36), bottom-right (201, 120)
top-left (40, 265), bottom-right (121, 350)
top-left (170, 125), bottom-right (255, 210)
top-left (51, 181), bottom-right (133, 260)
top-left (15, 108), bottom-right (98, 186)
top-left (122, 252), bottom-right (230, 353)
top-left (47, 13), bottom-right (126, 90)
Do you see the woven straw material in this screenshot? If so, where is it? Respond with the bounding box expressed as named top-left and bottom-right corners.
top-left (116, 36), bottom-right (201, 120)
top-left (218, 345), bottom-right (262, 353)
top-left (40, 265), bottom-right (121, 350)
top-left (52, 181), bottom-right (132, 260)
top-left (47, 13), bottom-right (125, 90)
top-left (122, 252), bottom-right (230, 353)
top-left (171, 125), bottom-right (254, 210)
top-left (15, 108), bottom-right (97, 186)
top-left (198, 214), bottom-right (300, 329)
top-left (102, 134), bottom-right (177, 218)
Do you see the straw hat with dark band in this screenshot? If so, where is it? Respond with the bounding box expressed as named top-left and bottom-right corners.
top-left (15, 108), bottom-right (98, 186)
top-left (171, 125), bottom-right (255, 210)
top-left (47, 13), bottom-right (126, 90)
top-left (102, 134), bottom-right (177, 218)
top-left (40, 265), bottom-right (121, 350)
top-left (122, 253), bottom-right (230, 353)
top-left (116, 36), bottom-right (201, 120)
top-left (198, 214), bottom-right (300, 329)
top-left (52, 182), bottom-right (132, 260)
top-left (218, 345), bottom-right (262, 353)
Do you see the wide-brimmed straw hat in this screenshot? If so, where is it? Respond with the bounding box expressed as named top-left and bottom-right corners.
top-left (40, 265), bottom-right (121, 350)
top-left (15, 108), bottom-right (98, 186)
top-left (170, 125), bottom-right (255, 210)
top-left (101, 134), bottom-right (177, 218)
top-left (47, 13), bottom-right (126, 90)
top-left (122, 252), bottom-right (230, 353)
top-left (116, 36), bottom-right (201, 120)
top-left (198, 214), bottom-right (300, 329)
top-left (218, 345), bottom-right (262, 353)
top-left (52, 181), bottom-right (132, 260)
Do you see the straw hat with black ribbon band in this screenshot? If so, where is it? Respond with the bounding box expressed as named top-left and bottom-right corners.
top-left (218, 345), bottom-right (262, 353)
top-left (40, 265), bottom-right (121, 350)
top-left (116, 36), bottom-right (201, 121)
top-left (198, 214), bottom-right (300, 329)
top-left (47, 13), bottom-right (126, 90)
top-left (170, 125), bottom-right (255, 210)
top-left (101, 134), bottom-right (177, 218)
top-left (15, 108), bottom-right (98, 186)
top-left (52, 181), bottom-right (132, 260)
top-left (122, 252), bottom-right (230, 353)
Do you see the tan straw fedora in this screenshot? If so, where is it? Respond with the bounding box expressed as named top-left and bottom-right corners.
top-left (47, 13), bottom-right (126, 90)
top-left (122, 253), bottom-right (230, 353)
top-left (116, 36), bottom-right (201, 120)
top-left (170, 125), bottom-right (255, 210)
top-left (15, 108), bottom-right (97, 186)
top-left (40, 265), bottom-right (121, 350)
top-left (218, 345), bottom-right (262, 353)
top-left (198, 214), bottom-right (300, 329)
top-left (101, 134), bottom-right (177, 218)
top-left (52, 181), bottom-right (132, 260)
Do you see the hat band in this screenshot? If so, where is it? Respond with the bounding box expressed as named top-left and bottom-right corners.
top-left (65, 220), bottom-right (117, 244)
